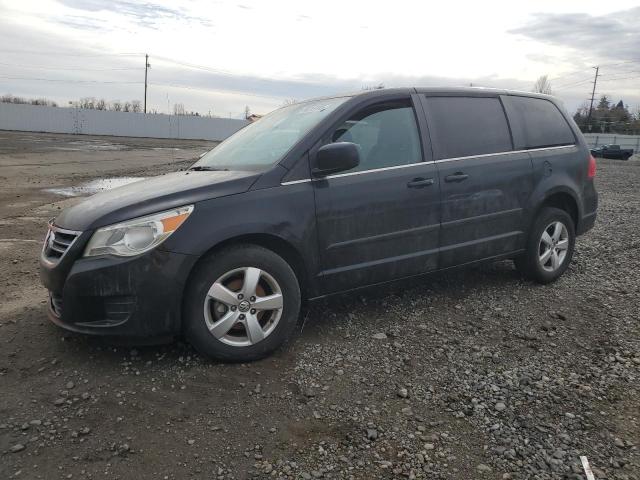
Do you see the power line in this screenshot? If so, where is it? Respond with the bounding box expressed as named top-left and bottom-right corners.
top-left (152, 55), bottom-right (289, 85)
top-left (599, 74), bottom-right (640, 82)
top-left (0, 61), bottom-right (141, 72)
top-left (553, 78), bottom-right (593, 90)
top-left (148, 81), bottom-right (282, 100)
top-left (0, 75), bottom-right (141, 85)
top-left (548, 70), bottom-right (592, 82)
top-left (598, 60), bottom-right (640, 68)
top-left (0, 48), bottom-right (143, 57)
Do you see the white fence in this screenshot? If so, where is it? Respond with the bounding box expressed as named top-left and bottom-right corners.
top-left (583, 133), bottom-right (640, 151)
top-left (0, 103), bottom-right (248, 141)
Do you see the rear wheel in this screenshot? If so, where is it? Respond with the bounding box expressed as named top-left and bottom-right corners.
top-left (184, 245), bottom-right (301, 362)
top-left (515, 207), bottom-right (575, 284)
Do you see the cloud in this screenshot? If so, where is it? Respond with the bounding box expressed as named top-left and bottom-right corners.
top-left (510, 7), bottom-right (640, 62)
top-left (56, 0), bottom-right (207, 28)
top-left (55, 15), bottom-right (110, 32)
top-left (1, 2), bottom-right (638, 116)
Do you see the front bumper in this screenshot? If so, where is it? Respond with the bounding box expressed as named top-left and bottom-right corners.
top-left (40, 247), bottom-right (197, 338)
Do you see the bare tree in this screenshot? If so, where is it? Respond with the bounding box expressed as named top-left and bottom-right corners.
top-left (532, 75), bottom-right (553, 95)
top-left (79, 97), bottom-right (96, 109)
top-left (1, 94), bottom-right (57, 106)
top-left (112, 101), bottom-right (122, 112)
top-left (361, 82), bottom-right (385, 91)
top-left (131, 100), bottom-right (141, 113)
top-left (173, 103), bottom-right (185, 115)
top-left (281, 98), bottom-right (297, 106)
top-left (244, 105), bottom-right (251, 119)
top-left (123, 101), bottom-right (132, 113)
top-left (95, 99), bottom-right (107, 111)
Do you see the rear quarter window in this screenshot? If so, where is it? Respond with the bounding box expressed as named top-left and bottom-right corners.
top-left (501, 96), bottom-right (575, 149)
top-left (423, 96), bottom-right (513, 159)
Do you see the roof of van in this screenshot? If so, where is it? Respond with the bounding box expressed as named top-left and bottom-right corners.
top-left (287, 87), bottom-right (558, 109)
top-left (352, 86), bottom-right (553, 99)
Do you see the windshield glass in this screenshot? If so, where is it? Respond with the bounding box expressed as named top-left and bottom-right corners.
top-left (194, 96), bottom-right (349, 171)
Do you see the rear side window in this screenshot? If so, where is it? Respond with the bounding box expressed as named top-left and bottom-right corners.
top-left (501, 96), bottom-right (575, 149)
top-left (424, 96), bottom-right (512, 159)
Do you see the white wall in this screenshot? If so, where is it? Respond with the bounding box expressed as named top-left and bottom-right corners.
top-left (583, 133), bottom-right (640, 151)
top-left (0, 103), bottom-right (248, 141)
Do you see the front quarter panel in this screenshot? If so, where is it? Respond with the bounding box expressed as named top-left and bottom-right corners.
top-left (161, 183), bottom-right (320, 295)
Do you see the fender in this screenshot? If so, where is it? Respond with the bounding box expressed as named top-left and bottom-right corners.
top-left (525, 177), bottom-right (582, 234)
top-left (161, 182), bottom-right (321, 296)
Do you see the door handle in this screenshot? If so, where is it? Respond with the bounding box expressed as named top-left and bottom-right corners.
top-left (444, 172), bottom-right (469, 183)
top-left (407, 177), bottom-right (434, 188)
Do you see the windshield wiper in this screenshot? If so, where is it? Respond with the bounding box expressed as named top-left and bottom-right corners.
top-left (188, 166), bottom-right (229, 171)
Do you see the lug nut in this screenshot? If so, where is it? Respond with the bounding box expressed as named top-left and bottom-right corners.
top-left (237, 294), bottom-right (244, 300)
top-left (250, 309), bottom-right (256, 314)
top-left (230, 306), bottom-right (237, 311)
top-left (250, 296), bottom-right (256, 302)
top-left (239, 314), bottom-right (245, 320)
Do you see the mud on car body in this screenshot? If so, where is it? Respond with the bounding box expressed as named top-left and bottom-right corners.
top-left (40, 87), bottom-right (598, 361)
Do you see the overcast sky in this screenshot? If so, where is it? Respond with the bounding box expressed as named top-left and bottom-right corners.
top-left (0, 0), bottom-right (639, 118)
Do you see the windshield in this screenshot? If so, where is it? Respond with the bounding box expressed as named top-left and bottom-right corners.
top-left (194, 96), bottom-right (349, 171)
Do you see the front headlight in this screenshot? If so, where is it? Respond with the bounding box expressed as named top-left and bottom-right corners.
top-left (84, 205), bottom-right (194, 257)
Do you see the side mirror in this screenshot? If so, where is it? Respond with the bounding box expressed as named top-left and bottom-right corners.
top-left (313, 142), bottom-right (360, 176)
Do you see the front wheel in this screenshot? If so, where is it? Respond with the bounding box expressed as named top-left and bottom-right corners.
top-left (184, 245), bottom-right (301, 362)
top-left (515, 207), bottom-right (575, 284)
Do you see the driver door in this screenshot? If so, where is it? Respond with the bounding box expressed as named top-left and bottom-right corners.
top-left (313, 97), bottom-right (441, 294)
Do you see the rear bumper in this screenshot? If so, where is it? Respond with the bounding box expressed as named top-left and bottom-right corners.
top-left (577, 181), bottom-right (598, 236)
top-left (40, 249), bottom-right (197, 337)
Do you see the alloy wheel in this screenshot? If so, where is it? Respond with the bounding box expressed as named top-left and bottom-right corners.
top-left (204, 267), bottom-right (283, 347)
top-left (538, 221), bottom-right (569, 272)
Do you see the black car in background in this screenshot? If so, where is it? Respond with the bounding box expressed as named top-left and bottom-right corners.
top-left (590, 144), bottom-right (634, 160)
top-left (40, 87), bottom-right (598, 361)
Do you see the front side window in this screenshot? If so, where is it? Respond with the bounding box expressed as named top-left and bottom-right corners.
top-left (195, 96), bottom-right (349, 171)
top-left (330, 102), bottom-right (422, 173)
top-left (424, 96), bottom-right (513, 160)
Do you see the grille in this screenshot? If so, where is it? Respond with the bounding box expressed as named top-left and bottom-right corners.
top-left (43, 224), bottom-right (80, 261)
top-left (50, 292), bottom-right (63, 317)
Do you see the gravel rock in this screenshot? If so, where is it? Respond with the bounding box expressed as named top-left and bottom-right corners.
top-left (10, 444), bottom-right (25, 453)
top-left (1, 149), bottom-right (638, 480)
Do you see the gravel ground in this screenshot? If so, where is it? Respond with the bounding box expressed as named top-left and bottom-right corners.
top-left (0, 132), bottom-right (638, 480)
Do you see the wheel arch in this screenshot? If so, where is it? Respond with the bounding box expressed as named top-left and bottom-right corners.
top-left (539, 191), bottom-right (579, 230)
top-left (184, 233), bottom-right (312, 303)
top-left (528, 187), bottom-right (581, 237)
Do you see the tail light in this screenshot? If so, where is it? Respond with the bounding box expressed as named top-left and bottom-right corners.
top-left (588, 154), bottom-right (597, 178)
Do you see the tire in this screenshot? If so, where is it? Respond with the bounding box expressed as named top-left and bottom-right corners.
top-left (515, 207), bottom-right (575, 284)
top-left (184, 245), bottom-right (301, 362)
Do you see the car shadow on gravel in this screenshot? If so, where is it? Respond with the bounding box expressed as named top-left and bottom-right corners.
top-left (46, 259), bottom-right (525, 365)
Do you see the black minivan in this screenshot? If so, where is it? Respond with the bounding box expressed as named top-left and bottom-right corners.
top-left (40, 87), bottom-right (598, 361)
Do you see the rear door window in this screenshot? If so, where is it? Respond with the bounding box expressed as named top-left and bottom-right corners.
top-left (501, 96), bottom-right (575, 149)
top-left (423, 96), bottom-right (512, 160)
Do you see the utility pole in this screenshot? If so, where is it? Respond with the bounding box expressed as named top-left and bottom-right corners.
top-left (144, 54), bottom-right (149, 114)
top-left (587, 66), bottom-right (599, 128)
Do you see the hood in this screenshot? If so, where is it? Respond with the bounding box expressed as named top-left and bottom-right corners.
top-left (55, 170), bottom-right (260, 231)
